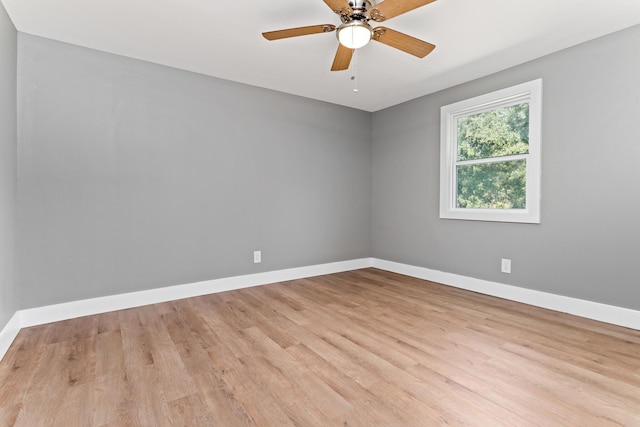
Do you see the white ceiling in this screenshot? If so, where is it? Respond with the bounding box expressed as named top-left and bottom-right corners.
top-left (2, 0), bottom-right (640, 112)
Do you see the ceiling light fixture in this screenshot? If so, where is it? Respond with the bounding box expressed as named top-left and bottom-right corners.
top-left (337, 20), bottom-right (373, 49)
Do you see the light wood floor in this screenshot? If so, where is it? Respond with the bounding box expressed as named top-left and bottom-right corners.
top-left (1, 268), bottom-right (639, 426)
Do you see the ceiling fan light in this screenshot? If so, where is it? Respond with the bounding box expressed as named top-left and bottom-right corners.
top-left (337, 21), bottom-right (372, 49)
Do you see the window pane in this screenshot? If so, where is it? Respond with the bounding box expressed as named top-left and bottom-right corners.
top-left (456, 159), bottom-right (526, 209)
top-left (457, 103), bottom-right (529, 161)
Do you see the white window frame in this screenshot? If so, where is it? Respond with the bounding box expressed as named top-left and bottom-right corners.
top-left (439, 79), bottom-right (542, 223)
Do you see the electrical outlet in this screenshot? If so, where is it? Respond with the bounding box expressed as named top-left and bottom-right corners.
top-left (253, 250), bottom-right (261, 264)
top-left (501, 258), bottom-right (511, 274)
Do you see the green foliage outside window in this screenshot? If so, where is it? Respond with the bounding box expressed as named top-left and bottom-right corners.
top-left (455, 103), bottom-right (529, 209)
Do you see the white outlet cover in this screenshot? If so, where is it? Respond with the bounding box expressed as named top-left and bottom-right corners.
top-left (501, 258), bottom-right (511, 274)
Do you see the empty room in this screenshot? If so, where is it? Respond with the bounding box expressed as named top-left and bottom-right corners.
top-left (1, 0), bottom-right (640, 425)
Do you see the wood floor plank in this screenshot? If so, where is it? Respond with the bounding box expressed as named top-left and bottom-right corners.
top-left (92, 330), bottom-right (129, 426)
top-left (165, 393), bottom-right (217, 426)
top-left (285, 343), bottom-right (401, 426)
top-left (242, 326), bottom-right (353, 421)
top-left (13, 340), bottom-right (72, 426)
top-left (1, 268), bottom-right (639, 426)
top-left (219, 359), bottom-right (296, 427)
top-left (0, 328), bottom-right (48, 411)
top-left (182, 352), bottom-right (256, 426)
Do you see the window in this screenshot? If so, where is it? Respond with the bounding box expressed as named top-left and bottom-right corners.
top-left (439, 79), bottom-right (542, 223)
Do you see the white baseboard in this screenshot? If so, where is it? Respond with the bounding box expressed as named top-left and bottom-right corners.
top-left (371, 258), bottom-right (640, 330)
top-left (0, 258), bottom-right (372, 361)
top-left (19, 258), bottom-right (374, 328)
top-left (2, 256), bottom-right (638, 363)
top-left (0, 312), bottom-right (21, 362)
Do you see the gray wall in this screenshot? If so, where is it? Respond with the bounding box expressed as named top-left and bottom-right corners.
top-left (12, 24), bottom-right (640, 313)
top-left (17, 34), bottom-right (371, 308)
top-left (372, 24), bottom-right (640, 310)
top-left (0, 2), bottom-right (17, 329)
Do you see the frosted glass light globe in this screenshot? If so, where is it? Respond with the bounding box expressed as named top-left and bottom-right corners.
top-left (337, 21), bottom-right (372, 49)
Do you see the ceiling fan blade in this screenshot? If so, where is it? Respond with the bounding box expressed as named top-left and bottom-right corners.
top-left (331, 44), bottom-right (354, 71)
top-left (372, 27), bottom-right (435, 58)
top-left (262, 24), bottom-right (336, 41)
top-left (369, 0), bottom-right (436, 22)
top-left (323, 0), bottom-right (353, 16)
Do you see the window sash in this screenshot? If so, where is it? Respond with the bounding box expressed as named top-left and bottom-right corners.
top-left (455, 158), bottom-right (528, 210)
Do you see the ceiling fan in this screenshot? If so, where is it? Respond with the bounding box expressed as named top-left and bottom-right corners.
top-left (262, 0), bottom-right (437, 71)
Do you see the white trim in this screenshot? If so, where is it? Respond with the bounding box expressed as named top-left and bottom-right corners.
top-left (2, 256), bottom-right (639, 362)
top-left (19, 258), bottom-right (373, 328)
top-left (0, 259), bottom-right (367, 361)
top-left (440, 78), bottom-right (542, 224)
top-left (371, 258), bottom-right (640, 331)
top-left (0, 312), bottom-right (21, 362)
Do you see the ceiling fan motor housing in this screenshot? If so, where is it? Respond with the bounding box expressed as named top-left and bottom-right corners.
top-left (341, 0), bottom-right (372, 21)
top-left (348, 0), bottom-right (372, 11)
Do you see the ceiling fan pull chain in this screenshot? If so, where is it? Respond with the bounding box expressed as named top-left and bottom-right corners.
top-left (351, 49), bottom-right (359, 93)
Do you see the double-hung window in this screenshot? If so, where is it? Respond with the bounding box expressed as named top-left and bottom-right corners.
top-left (440, 79), bottom-right (542, 223)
